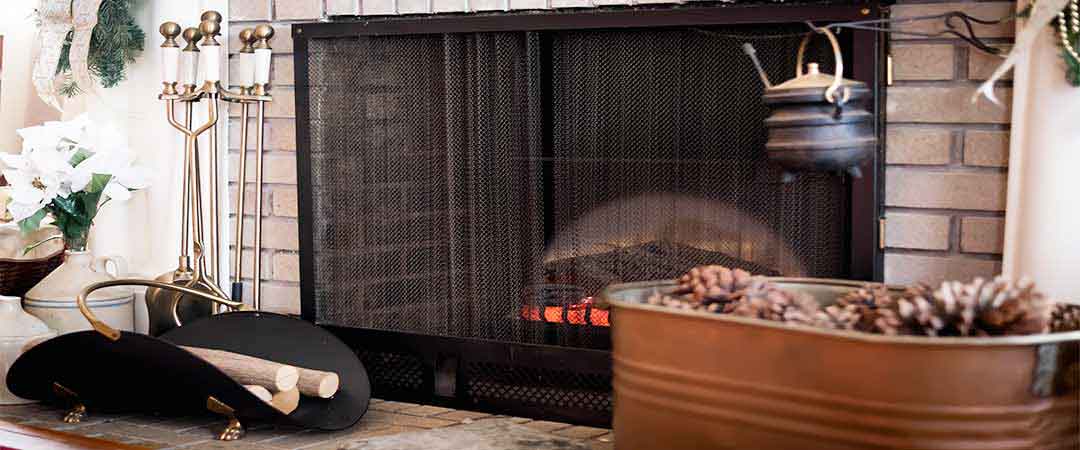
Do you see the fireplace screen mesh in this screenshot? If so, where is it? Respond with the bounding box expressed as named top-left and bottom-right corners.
top-left (303, 25), bottom-right (847, 348)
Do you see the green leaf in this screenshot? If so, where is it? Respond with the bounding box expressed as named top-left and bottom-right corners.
top-left (18, 209), bottom-right (47, 235)
top-left (78, 190), bottom-right (104, 222)
top-left (50, 196), bottom-right (85, 225)
top-left (86, 174), bottom-right (112, 194)
top-left (68, 147), bottom-right (93, 166)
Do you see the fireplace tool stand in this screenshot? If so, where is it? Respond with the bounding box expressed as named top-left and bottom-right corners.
top-left (135, 12), bottom-right (276, 326)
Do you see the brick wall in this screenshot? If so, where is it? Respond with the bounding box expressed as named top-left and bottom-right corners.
top-left (884, 0), bottom-right (1013, 286)
top-left (228, 0), bottom-right (304, 313)
top-left (226, 0), bottom-right (1015, 313)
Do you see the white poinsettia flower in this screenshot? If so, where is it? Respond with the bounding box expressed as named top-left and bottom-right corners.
top-left (1, 167), bottom-right (59, 222)
top-left (16, 114), bottom-right (90, 153)
top-left (76, 118), bottom-right (125, 155)
top-left (2, 115), bottom-right (150, 231)
top-left (70, 148), bottom-right (150, 199)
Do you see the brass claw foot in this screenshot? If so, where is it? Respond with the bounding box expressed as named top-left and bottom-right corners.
top-left (62, 404), bottom-right (87, 424)
top-left (207, 396), bottom-right (244, 441)
top-left (219, 417), bottom-right (244, 441)
top-left (52, 383), bottom-right (87, 424)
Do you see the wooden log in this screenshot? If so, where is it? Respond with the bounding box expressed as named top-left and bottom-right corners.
top-left (270, 387), bottom-right (299, 415)
top-left (244, 385), bottom-right (272, 402)
top-left (296, 367), bottom-right (340, 398)
top-left (181, 346), bottom-right (299, 392)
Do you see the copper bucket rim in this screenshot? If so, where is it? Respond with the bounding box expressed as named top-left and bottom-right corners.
top-left (600, 277), bottom-right (1080, 347)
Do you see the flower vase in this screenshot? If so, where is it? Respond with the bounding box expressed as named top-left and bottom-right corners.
top-left (23, 236), bottom-right (133, 336)
top-left (0, 295), bottom-right (56, 404)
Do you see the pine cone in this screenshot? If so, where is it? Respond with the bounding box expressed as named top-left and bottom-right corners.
top-left (676, 265), bottom-right (754, 306)
top-left (825, 284), bottom-right (896, 332)
top-left (970, 277), bottom-right (1050, 336)
top-left (728, 279), bottom-right (833, 328)
top-left (888, 277), bottom-right (1050, 337)
top-left (1051, 302), bottom-right (1080, 332)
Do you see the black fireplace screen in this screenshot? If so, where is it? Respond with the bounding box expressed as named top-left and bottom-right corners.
top-left (302, 25), bottom-right (847, 349)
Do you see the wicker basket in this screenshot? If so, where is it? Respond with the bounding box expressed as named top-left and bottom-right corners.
top-left (0, 225), bottom-right (65, 297)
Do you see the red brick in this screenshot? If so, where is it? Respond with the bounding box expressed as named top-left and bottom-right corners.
top-left (885, 168), bottom-right (1007, 211)
top-left (272, 252), bottom-right (300, 282)
top-left (963, 130), bottom-right (1009, 167)
top-left (892, 44), bottom-right (954, 81)
top-left (274, 0), bottom-right (323, 20)
top-left (884, 212), bottom-right (951, 251)
top-left (886, 127), bottom-right (952, 165)
top-left (884, 253), bottom-right (1001, 286)
top-left (272, 185), bottom-right (299, 217)
top-left (230, 0), bottom-right (271, 20)
top-left (887, 86), bottom-right (1011, 124)
top-left (960, 216), bottom-right (1005, 254)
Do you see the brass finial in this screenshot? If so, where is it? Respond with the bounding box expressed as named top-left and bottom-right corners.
top-left (253, 24), bottom-right (274, 50)
top-left (160, 22), bottom-right (181, 48)
top-left (238, 28), bottom-right (256, 54)
top-left (200, 10), bottom-right (223, 26)
top-left (199, 20), bottom-right (221, 46)
top-left (182, 27), bottom-right (202, 52)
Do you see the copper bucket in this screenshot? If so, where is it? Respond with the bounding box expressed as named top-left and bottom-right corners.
top-left (600, 279), bottom-right (1080, 450)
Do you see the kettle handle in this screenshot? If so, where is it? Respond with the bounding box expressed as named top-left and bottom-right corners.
top-left (795, 27), bottom-right (850, 105)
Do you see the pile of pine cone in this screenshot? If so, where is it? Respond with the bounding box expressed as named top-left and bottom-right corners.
top-left (647, 265), bottom-right (1080, 336)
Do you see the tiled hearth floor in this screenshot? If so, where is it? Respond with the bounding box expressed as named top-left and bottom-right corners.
top-left (0, 399), bottom-right (613, 449)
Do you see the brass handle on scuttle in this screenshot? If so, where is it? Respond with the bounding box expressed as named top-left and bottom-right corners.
top-left (77, 278), bottom-right (245, 341)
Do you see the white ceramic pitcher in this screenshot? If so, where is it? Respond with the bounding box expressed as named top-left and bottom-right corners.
top-left (23, 251), bottom-right (133, 335)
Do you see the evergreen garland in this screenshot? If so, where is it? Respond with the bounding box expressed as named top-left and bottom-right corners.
top-left (1054, 15), bottom-right (1080, 86)
top-left (55, 0), bottom-right (145, 97)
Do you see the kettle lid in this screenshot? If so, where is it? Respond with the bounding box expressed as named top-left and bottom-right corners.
top-left (768, 63), bottom-right (866, 92)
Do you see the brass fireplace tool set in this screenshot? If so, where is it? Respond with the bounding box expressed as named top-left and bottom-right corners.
top-left (8, 11), bottom-right (370, 441)
top-left (78, 11), bottom-right (277, 338)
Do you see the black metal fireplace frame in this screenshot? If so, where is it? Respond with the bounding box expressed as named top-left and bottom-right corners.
top-left (292, 2), bottom-right (885, 427)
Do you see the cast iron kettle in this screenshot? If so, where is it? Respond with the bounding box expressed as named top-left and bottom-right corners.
top-left (746, 27), bottom-right (876, 182)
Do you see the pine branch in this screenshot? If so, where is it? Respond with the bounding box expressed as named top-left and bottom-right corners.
top-left (53, 0), bottom-right (145, 95)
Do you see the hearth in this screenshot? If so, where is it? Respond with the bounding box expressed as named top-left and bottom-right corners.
top-left (293, 3), bottom-right (883, 426)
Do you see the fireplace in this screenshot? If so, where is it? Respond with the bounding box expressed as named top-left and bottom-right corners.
top-left (293, 3), bottom-right (883, 426)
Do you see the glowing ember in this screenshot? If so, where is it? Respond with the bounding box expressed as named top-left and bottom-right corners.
top-left (520, 297), bottom-right (610, 327)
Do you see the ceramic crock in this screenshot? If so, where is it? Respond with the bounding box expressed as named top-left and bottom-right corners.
top-left (23, 251), bottom-right (134, 335)
top-left (0, 295), bottom-right (55, 404)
